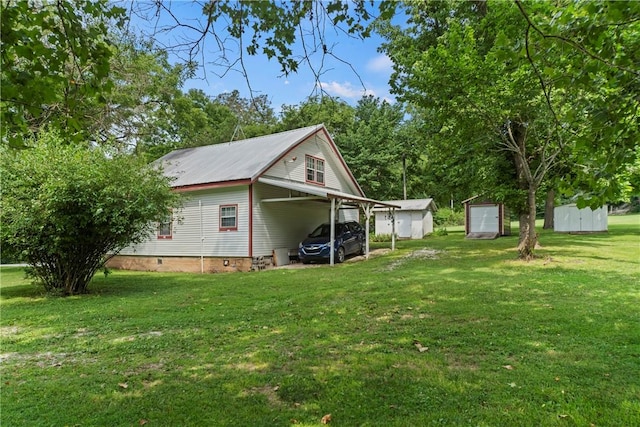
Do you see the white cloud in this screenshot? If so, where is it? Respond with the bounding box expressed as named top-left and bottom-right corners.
top-left (319, 81), bottom-right (375, 99)
top-left (366, 54), bottom-right (393, 74)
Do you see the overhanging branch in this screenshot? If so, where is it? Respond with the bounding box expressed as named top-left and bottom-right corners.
top-left (514, 0), bottom-right (640, 77)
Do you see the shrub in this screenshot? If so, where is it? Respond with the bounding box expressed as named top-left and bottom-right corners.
top-left (369, 233), bottom-right (395, 242)
top-left (434, 207), bottom-right (465, 227)
top-left (0, 131), bottom-right (181, 295)
top-left (433, 227), bottom-right (449, 236)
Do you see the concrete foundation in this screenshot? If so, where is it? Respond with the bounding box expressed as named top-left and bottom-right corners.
top-left (107, 255), bottom-right (258, 273)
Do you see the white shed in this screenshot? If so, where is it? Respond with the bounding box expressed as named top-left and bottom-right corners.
top-left (373, 199), bottom-right (437, 239)
top-left (554, 204), bottom-right (608, 233)
top-left (463, 200), bottom-right (511, 239)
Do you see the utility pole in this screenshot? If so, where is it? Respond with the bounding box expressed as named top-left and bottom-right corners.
top-left (402, 153), bottom-right (407, 200)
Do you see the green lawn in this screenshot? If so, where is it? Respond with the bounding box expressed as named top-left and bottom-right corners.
top-left (2, 215), bottom-right (639, 426)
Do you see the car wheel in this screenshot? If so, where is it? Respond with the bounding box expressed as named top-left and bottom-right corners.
top-left (336, 246), bottom-right (345, 263)
top-left (359, 242), bottom-right (365, 255)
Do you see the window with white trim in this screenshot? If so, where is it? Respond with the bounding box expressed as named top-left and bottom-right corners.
top-left (158, 212), bottom-right (173, 239)
top-left (219, 205), bottom-right (238, 231)
top-left (305, 155), bottom-right (325, 185)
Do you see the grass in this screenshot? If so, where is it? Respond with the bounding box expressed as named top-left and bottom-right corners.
top-left (1, 215), bottom-right (639, 426)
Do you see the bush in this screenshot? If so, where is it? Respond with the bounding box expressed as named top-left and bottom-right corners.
top-left (369, 233), bottom-right (394, 242)
top-left (434, 207), bottom-right (465, 227)
top-left (0, 131), bottom-right (181, 295)
top-left (433, 227), bottom-right (449, 236)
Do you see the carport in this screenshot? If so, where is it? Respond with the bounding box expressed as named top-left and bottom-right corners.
top-left (258, 177), bottom-right (400, 265)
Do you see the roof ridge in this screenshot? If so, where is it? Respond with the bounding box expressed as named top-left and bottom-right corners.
top-left (156, 124), bottom-right (329, 189)
top-left (165, 124), bottom-right (324, 155)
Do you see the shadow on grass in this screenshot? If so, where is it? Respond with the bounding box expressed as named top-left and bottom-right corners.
top-left (0, 282), bottom-right (46, 300)
top-left (0, 270), bottom-right (212, 301)
top-left (2, 249), bottom-right (638, 426)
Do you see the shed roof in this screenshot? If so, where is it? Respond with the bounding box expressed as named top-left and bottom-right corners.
top-left (156, 125), bottom-right (340, 190)
top-left (372, 198), bottom-right (437, 212)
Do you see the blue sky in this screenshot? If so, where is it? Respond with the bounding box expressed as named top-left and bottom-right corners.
top-left (127, 1), bottom-right (395, 112)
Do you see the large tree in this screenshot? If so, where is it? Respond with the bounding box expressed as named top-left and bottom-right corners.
top-left (98, 37), bottom-right (190, 153)
top-left (214, 90), bottom-right (278, 137)
top-left (0, 131), bottom-right (180, 295)
top-left (164, 89), bottom-right (238, 151)
top-left (1, 0), bottom-right (125, 146)
top-left (377, 0), bottom-right (639, 258)
top-left (278, 95), bottom-right (356, 136)
top-left (377, 3), bottom-right (557, 257)
top-left (517, 0), bottom-right (640, 208)
top-left (340, 96), bottom-right (406, 200)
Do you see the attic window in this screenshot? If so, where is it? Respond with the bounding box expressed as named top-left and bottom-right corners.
top-left (306, 155), bottom-right (325, 185)
top-left (220, 205), bottom-right (238, 231)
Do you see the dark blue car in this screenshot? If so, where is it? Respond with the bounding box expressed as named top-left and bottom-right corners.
top-left (298, 221), bottom-right (365, 264)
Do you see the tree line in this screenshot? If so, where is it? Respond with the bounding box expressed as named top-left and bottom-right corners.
top-left (1, 0), bottom-right (638, 293)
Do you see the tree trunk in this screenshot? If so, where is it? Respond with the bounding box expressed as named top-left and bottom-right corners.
top-left (509, 121), bottom-right (538, 259)
top-left (517, 186), bottom-right (537, 260)
top-left (543, 189), bottom-right (555, 229)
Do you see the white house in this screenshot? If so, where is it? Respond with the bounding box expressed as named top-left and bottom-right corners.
top-left (108, 125), bottom-right (396, 273)
top-left (554, 204), bottom-right (608, 233)
top-left (373, 199), bottom-right (437, 239)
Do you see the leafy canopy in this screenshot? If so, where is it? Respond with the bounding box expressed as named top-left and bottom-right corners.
top-left (1, 0), bottom-right (126, 146)
top-left (0, 131), bottom-right (181, 295)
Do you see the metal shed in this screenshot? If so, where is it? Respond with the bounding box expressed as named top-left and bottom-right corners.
top-left (554, 204), bottom-right (608, 233)
top-left (463, 198), bottom-right (511, 239)
top-left (373, 199), bottom-right (437, 239)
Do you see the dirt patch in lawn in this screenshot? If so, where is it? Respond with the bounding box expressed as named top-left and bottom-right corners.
top-left (384, 248), bottom-right (442, 271)
top-left (243, 385), bottom-right (287, 407)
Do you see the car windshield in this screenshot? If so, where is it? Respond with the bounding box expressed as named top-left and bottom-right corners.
top-left (309, 224), bottom-right (343, 238)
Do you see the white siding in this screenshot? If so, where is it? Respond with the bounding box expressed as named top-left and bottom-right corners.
top-left (410, 212), bottom-right (423, 239)
top-left (120, 187), bottom-right (250, 257)
top-left (375, 209), bottom-right (395, 236)
top-left (252, 183), bottom-right (329, 255)
top-left (374, 209), bottom-right (433, 239)
top-left (423, 210), bottom-right (434, 235)
top-left (264, 134), bottom-right (361, 195)
top-left (554, 205), bottom-right (608, 232)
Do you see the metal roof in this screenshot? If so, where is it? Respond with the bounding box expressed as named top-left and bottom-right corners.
top-left (372, 198), bottom-right (437, 211)
top-left (156, 125), bottom-right (325, 189)
top-left (258, 177), bottom-right (401, 208)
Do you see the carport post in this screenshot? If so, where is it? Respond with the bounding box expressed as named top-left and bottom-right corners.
top-left (391, 207), bottom-right (396, 251)
top-left (363, 203), bottom-right (371, 259)
top-left (329, 197), bottom-right (336, 265)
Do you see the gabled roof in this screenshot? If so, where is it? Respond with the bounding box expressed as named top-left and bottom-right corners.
top-left (156, 124), bottom-right (352, 191)
top-left (373, 198), bottom-right (437, 211)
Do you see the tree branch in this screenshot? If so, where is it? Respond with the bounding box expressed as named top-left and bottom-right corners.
top-left (514, 0), bottom-right (640, 77)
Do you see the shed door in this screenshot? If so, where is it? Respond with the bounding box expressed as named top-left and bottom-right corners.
top-left (569, 207), bottom-right (582, 232)
top-left (470, 205), bottom-right (499, 233)
top-left (397, 213), bottom-right (412, 238)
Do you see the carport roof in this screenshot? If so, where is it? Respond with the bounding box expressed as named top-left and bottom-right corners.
top-left (258, 177), bottom-right (400, 208)
top-left (372, 198), bottom-right (437, 211)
